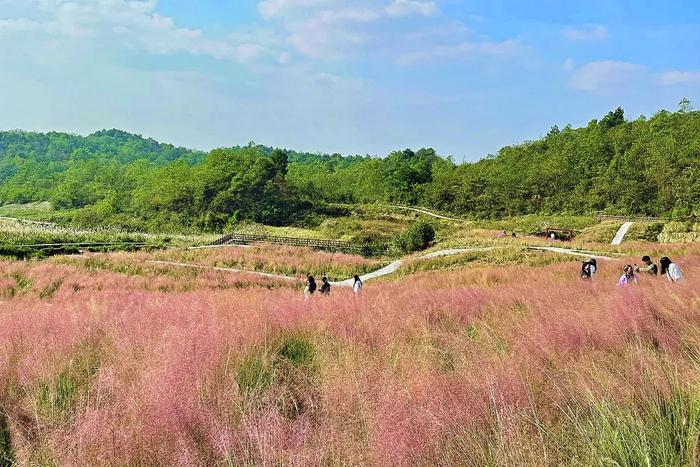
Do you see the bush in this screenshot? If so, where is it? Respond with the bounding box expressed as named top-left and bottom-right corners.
top-left (394, 220), bottom-right (435, 253)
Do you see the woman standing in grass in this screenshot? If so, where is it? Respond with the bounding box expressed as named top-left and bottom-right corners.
top-left (353, 275), bottom-right (363, 294)
top-left (319, 276), bottom-right (331, 295)
top-left (660, 257), bottom-right (684, 282)
top-left (304, 275), bottom-right (317, 298)
top-left (617, 265), bottom-right (639, 287)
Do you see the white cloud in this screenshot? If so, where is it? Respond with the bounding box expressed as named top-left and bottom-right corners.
top-left (385, 0), bottom-right (439, 17)
top-left (396, 38), bottom-right (525, 65)
top-left (562, 24), bottom-right (608, 41)
top-left (255, 0), bottom-right (523, 64)
top-left (655, 70), bottom-right (700, 86)
top-left (0, 0), bottom-right (280, 64)
top-left (568, 60), bottom-right (646, 92)
top-left (285, 7), bottom-right (382, 58)
top-left (257, 0), bottom-right (329, 19)
top-left (562, 57), bottom-right (575, 71)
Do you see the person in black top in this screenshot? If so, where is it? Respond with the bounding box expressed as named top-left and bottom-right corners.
top-left (304, 275), bottom-right (317, 298)
top-left (319, 276), bottom-right (331, 295)
top-left (580, 258), bottom-right (597, 280)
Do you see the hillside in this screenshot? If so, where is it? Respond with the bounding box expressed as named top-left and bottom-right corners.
top-left (0, 106), bottom-right (698, 233)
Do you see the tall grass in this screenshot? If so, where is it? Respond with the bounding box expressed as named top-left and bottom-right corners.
top-left (0, 248), bottom-right (698, 464)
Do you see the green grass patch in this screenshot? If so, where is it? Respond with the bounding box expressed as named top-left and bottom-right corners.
top-left (39, 280), bottom-right (63, 300)
top-left (35, 339), bottom-right (103, 422)
top-left (0, 408), bottom-right (13, 467)
top-left (573, 379), bottom-right (700, 466)
top-left (237, 333), bottom-right (318, 419)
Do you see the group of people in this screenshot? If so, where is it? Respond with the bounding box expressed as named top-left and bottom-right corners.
top-left (580, 255), bottom-right (685, 286)
top-left (304, 274), bottom-right (363, 298)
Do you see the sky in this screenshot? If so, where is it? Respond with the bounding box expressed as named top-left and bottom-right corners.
top-left (0, 1), bottom-right (699, 161)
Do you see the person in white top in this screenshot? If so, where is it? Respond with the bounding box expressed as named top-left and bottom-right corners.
top-left (617, 265), bottom-right (639, 287)
top-left (580, 258), bottom-right (597, 280)
top-left (660, 257), bottom-right (684, 282)
top-left (352, 275), bottom-right (363, 294)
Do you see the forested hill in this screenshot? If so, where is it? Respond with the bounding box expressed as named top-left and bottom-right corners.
top-left (0, 105), bottom-right (698, 232)
top-left (287, 106), bottom-right (700, 219)
top-left (0, 129), bottom-right (203, 165)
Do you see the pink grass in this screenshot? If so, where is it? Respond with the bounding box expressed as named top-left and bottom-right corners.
top-left (0, 249), bottom-right (698, 464)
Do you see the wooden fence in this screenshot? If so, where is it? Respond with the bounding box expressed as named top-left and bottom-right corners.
top-left (212, 232), bottom-right (388, 255)
top-left (596, 215), bottom-right (663, 222)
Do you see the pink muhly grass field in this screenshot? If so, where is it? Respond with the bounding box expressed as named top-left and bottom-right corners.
top-left (0, 249), bottom-right (698, 465)
top-left (150, 244), bottom-right (384, 280)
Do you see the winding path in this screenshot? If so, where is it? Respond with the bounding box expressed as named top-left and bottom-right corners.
top-left (387, 206), bottom-right (464, 222)
top-left (147, 245), bottom-right (614, 288)
top-left (611, 222), bottom-right (634, 246)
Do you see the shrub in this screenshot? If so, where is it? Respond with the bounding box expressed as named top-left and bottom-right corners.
top-left (394, 221), bottom-right (436, 253)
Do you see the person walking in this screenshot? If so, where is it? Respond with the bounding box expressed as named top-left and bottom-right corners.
top-left (352, 275), bottom-right (363, 294)
top-left (581, 258), bottom-right (597, 280)
top-left (617, 264), bottom-right (639, 287)
top-left (636, 255), bottom-right (658, 275)
top-left (304, 275), bottom-right (317, 299)
top-left (660, 257), bottom-right (684, 282)
top-left (319, 276), bottom-right (331, 295)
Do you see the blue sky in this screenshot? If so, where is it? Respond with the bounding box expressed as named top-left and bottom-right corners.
top-left (0, 1), bottom-right (698, 161)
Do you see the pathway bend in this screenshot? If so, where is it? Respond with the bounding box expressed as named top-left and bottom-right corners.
top-left (146, 245), bottom-right (615, 287)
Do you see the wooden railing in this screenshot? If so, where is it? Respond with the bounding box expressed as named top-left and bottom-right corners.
top-left (596, 215), bottom-right (663, 222)
top-left (212, 232), bottom-right (388, 255)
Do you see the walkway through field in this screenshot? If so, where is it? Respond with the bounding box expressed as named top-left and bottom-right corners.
top-left (147, 245), bottom-right (615, 287)
top-left (611, 222), bottom-right (634, 245)
top-left (388, 205), bottom-right (464, 222)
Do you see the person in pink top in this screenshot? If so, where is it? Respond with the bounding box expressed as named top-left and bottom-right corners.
top-left (617, 264), bottom-right (639, 287)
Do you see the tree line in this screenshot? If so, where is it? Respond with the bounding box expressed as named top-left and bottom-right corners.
top-left (0, 104), bottom-right (698, 232)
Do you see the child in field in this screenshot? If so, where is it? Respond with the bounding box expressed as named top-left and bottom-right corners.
top-left (617, 264), bottom-right (639, 287)
top-left (580, 258), bottom-right (597, 280)
top-left (304, 275), bottom-right (317, 298)
top-left (319, 276), bottom-right (331, 295)
top-left (660, 257), bottom-right (684, 282)
top-left (636, 255), bottom-right (658, 275)
top-left (353, 275), bottom-right (363, 294)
